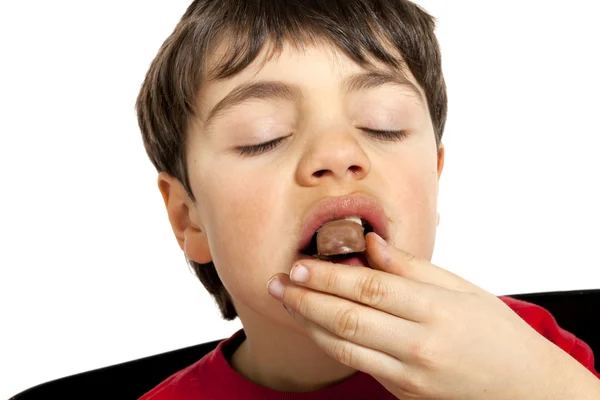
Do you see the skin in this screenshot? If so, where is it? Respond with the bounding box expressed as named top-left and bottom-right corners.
top-left (159, 39), bottom-right (444, 392)
top-left (270, 236), bottom-right (600, 399)
top-left (158, 40), bottom-right (600, 398)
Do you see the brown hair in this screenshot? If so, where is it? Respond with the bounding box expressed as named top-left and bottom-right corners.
top-left (135, 0), bottom-right (447, 321)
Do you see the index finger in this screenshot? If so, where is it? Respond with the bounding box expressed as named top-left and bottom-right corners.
top-left (289, 258), bottom-right (432, 322)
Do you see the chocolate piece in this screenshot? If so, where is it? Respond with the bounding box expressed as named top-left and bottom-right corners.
top-left (316, 219), bottom-right (366, 256)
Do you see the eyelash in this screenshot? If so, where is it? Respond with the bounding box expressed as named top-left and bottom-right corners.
top-left (360, 128), bottom-right (408, 141)
top-left (237, 136), bottom-right (288, 157)
top-left (236, 129), bottom-right (408, 156)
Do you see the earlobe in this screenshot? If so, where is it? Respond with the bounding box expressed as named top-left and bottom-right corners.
top-left (157, 172), bottom-right (212, 264)
top-left (183, 229), bottom-right (212, 264)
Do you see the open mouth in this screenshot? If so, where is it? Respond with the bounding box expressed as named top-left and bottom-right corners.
top-left (300, 218), bottom-right (374, 260)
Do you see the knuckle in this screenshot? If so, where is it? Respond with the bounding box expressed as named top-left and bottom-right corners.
top-left (331, 340), bottom-right (356, 366)
top-left (418, 288), bottom-right (445, 321)
top-left (408, 335), bottom-right (441, 370)
top-left (325, 267), bottom-right (342, 292)
top-left (295, 289), bottom-right (311, 315)
top-left (427, 298), bottom-right (448, 321)
top-left (403, 373), bottom-right (429, 396)
top-left (397, 248), bottom-right (416, 264)
top-left (433, 291), bottom-right (467, 322)
top-left (355, 273), bottom-right (387, 307)
top-left (417, 293), bottom-right (435, 320)
top-left (333, 306), bottom-right (361, 340)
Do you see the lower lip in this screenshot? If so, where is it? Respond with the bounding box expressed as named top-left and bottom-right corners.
top-left (337, 254), bottom-right (371, 268)
top-left (297, 253), bottom-right (371, 268)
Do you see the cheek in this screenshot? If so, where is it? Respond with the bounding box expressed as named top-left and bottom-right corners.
top-left (196, 175), bottom-right (269, 287)
top-left (204, 171), bottom-right (275, 248)
top-left (381, 153), bottom-right (439, 260)
top-left (197, 161), bottom-right (291, 273)
top-left (198, 168), bottom-right (295, 312)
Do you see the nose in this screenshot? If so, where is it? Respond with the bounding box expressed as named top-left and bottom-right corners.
top-left (295, 126), bottom-right (371, 186)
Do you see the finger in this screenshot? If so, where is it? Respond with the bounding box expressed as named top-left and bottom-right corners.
top-left (278, 273), bottom-right (424, 359)
top-left (290, 310), bottom-right (408, 387)
top-left (289, 259), bottom-right (433, 322)
top-left (365, 232), bottom-right (482, 294)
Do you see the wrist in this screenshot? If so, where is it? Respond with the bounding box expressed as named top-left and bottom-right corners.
top-left (540, 350), bottom-right (600, 400)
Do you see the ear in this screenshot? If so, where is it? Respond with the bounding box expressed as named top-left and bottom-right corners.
top-left (157, 172), bottom-right (212, 264)
top-left (437, 142), bottom-right (445, 182)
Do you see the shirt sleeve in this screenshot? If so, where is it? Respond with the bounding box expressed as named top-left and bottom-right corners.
top-left (499, 296), bottom-right (600, 380)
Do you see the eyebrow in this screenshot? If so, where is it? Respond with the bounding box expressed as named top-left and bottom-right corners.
top-left (204, 82), bottom-right (303, 129)
top-left (342, 71), bottom-right (424, 104)
top-left (204, 71), bottom-right (424, 127)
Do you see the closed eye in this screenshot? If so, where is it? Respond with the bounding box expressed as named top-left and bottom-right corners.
top-left (360, 128), bottom-right (409, 141)
top-left (236, 136), bottom-right (289, 157)
top-left (236, 128), bottom-right (406, 156)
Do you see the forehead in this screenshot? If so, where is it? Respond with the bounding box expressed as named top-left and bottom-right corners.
top-left (199, 37), bottom-right (426, 108)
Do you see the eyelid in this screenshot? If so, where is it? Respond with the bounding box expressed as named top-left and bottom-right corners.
top-left (360, 128), bottom-right (408, 141)
top-left (235, 127), bottom-right (406, 157)
top-left (236, 135), bottom-right (289, 157)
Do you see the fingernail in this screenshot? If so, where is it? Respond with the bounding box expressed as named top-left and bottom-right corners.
top-left (267, 276), bottom-right (284, 300)
top-left (290, 264), bottom-right (308, 283)
top-left (373, 232), bottom-right (387, 246)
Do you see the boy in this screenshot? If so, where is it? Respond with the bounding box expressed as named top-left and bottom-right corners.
top-left (135, 0), bottom-right (600, 398)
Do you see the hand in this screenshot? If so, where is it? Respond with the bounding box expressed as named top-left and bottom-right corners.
top-left (267, 233), bottom-right (569, 400)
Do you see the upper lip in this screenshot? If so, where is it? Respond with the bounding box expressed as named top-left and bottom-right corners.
top-left (296, 193), bottom-right (390, 253)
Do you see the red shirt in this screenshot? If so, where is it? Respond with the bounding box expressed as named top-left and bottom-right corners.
top-left (140, 296), bottom-right (599, 399)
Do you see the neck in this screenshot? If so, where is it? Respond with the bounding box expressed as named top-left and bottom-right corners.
top-left (228, 303), bottom-right (359, 392)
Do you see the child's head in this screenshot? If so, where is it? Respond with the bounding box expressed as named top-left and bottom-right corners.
top-left (136, 0), bottom-right (446, 322)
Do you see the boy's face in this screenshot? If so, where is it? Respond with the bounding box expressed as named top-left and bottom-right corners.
top-left (161, 40), bottom-right (444, 326)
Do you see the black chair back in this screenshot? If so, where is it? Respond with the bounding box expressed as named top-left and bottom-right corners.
top-left (507, 289), bottom-right (599, 368)
top-left (9, 338), bottom-right (223, 400)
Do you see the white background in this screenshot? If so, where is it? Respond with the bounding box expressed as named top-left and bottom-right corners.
top-left (1, 0), bottom-right (599, 397)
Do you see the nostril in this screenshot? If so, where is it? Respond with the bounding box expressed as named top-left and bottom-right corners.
top-left (348, 165), bottom-right (361, 175)
top-left (313, 170), bottom-right (327, 178)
